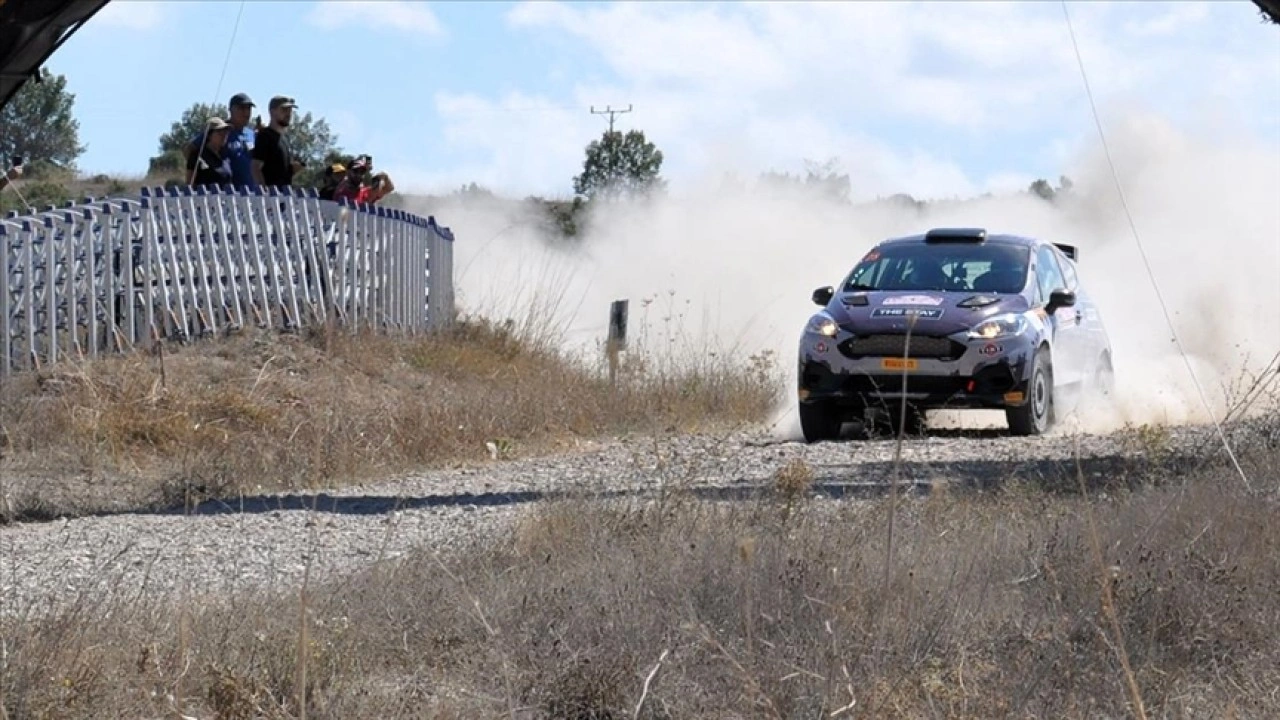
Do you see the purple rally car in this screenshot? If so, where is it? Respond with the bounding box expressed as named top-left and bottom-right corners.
top-left (797, 227), bottom-right (1114, 441)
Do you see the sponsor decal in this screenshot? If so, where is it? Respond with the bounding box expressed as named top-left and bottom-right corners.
top-left (863, 250), bottom-right (881, 262)
top-left (882, 294), bottom-right (944, 307)
top-left (979, 343), bottom-right (1003, 357)
top-left (872, 307), bottom-right (943, 319)
top-left (815, 341), bottom-right (828, 354)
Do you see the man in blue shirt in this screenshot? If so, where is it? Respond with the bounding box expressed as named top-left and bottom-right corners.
top-left (184, 92), bottom-right (257, 189)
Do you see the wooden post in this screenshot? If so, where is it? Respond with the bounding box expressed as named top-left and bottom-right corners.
top-left (607, 299), bottom-right (628, 385)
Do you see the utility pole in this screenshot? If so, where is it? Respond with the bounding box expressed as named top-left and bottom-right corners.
top-left (590, 104), bottom-right (632, 134)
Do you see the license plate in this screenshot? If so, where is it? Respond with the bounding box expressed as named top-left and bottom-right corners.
top-left (881, 357), bottom-right (919, 371)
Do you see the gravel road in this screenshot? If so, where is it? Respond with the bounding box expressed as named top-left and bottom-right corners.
top-left (0, 421), bottom-right (1236, 616)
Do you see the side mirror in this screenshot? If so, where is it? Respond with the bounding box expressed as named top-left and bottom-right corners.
top-left (812, 286), bottom-right (834, 306)
top-left (1047, 288), bottom-right (1076, 314)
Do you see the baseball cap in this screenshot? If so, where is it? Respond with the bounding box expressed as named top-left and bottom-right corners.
top-left (205, 116), bottom-right (229, 131)
top-left (229, 92), bottom-right (255, 108)
top-left (327, 163), bottom-right (346, 175)
top-left (269, 95), bottom-right (297, 110)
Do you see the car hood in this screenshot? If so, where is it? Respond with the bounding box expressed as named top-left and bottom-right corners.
top-left (831, 290), bottom-right (1028, 336)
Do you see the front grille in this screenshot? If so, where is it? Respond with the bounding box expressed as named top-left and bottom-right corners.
top-left (839, 334), bottom-right (964, 360)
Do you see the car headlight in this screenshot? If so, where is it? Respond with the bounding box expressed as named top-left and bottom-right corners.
top-left (968, 313), bottom-right (1028, 340)
top-left (805, 313), bottom-right (839, 337)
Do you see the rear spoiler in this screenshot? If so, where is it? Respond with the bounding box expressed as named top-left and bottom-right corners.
top-left (1053, 243), bottom-right (1078, 261)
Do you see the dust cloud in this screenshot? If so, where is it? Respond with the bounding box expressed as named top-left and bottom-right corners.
top-left (404, 111), bottom-right (1280, 440)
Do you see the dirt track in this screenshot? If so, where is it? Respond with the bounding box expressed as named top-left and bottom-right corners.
top-left (0, 420), bottom-right (1247, 616)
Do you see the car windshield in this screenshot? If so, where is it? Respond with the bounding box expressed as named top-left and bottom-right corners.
top-left (842, 242), bottom-right (1030, 294)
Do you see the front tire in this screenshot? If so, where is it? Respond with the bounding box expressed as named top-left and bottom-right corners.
top-left (799, 401), bottom-right (842, 443)
top-left (1007, 347), bottom-right (1054, 436)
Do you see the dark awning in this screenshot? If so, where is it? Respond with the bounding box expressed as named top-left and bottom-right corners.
top-left (0, 0), bottom-right (111, 111)
top-left (1255, 0), bottom-right (1280, 25)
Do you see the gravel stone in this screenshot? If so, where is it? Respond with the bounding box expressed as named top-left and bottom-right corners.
top-left (0, 421), bottom-right (1238, 616)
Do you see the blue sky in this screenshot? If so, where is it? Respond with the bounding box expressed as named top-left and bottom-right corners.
top-left (45, 0), bottom-right (1280, 200)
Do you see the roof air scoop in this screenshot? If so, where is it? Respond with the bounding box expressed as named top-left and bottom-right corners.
top-left (924, 227), bottom-right (987, 243)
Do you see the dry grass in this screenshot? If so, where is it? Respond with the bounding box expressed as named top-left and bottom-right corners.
top-left (2, 449), bottom-right (1277, 718)
top-left (0, 315), bottom-right (782, 520)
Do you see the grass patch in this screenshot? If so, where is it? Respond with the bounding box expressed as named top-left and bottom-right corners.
top-left (0, 314), bottom-right (782, 520)
top-left (2, 455), bottom-right (1277, 718)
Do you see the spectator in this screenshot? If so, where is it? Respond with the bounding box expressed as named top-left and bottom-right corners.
top-left (252, 95), bottom-right (303, 188)
top-left (333, 155), bottom-right (395, 205)
top-left (185, 92), bottom-right (256, 189)
top-left (186, 117), bottom-right (233, 187)
top-left (364, 170), bottom-right (395, 204)
top-left (318, 162), bottom-right (345, 201)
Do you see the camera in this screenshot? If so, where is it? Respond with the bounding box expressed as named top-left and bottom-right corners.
top-left (11, 156), bottom-right (23, 168)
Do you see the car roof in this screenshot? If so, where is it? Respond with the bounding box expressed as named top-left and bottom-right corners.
top-left (876, 229), bottom-right (1042, 249)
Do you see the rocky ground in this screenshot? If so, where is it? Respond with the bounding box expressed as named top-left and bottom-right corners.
top-left (0, 419), bottom-right (1243, 617)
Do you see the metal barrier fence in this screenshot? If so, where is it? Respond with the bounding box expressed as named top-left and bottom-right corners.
top-left (0, 184), bottom-right (455, 376)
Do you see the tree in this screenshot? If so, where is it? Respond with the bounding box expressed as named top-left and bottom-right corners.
top-left (149, 102), bottom-right (343, 182)
top-left (0, 68), bottom-right (85, 178)
top-left (758, 157), bottom-right (851, 204)
top-left (1028, 178), bottom-right (1055, 201)
top-left (572, 129), bottom-right (665, 201)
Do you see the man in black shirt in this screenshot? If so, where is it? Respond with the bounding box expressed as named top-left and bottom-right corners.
top-left (251, 95), bottom-right (303, 188)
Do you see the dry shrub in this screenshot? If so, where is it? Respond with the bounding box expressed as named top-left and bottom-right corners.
top-left (4, 449), bottom-right (1278, 718)
top-left (0, 314), bottom-right (782, 518)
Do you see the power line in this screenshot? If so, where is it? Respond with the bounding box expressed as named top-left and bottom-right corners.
top-left (191, 0), bottom-right (248, 174)
top-left (1059, 0), bottom-right (1252, 492)
top-left (590, 104), bottom-right (633, 134)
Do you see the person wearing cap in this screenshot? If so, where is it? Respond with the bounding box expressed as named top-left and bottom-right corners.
top-left (186, 116), bottom-right (233, 187)
top-left (184, 92), bottom-right (257, 189)
top-left (251, 95), bottom-right (304, 188)
top-left (318, 162), bottom-right (346, 201)
top-left (333, 155), bottom-right (395, 205)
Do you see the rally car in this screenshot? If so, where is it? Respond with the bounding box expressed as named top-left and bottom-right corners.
top-left (797, 227), bottom-right (1114, 441)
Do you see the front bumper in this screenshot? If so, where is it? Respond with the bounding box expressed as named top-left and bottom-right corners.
top-left (797, 329), bottom-right (1035, 410)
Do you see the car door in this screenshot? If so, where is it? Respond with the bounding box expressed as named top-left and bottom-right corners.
top-left (1034, 244), bottom-right (1085, 385)
top-left (1055, 248), bottom-right (1106, 375)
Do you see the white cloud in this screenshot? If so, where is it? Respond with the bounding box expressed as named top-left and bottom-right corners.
top-left (410, 1), bottom-right (1280, 200)
top-left (307, 1), bottom-right (444, 38)
top-left (91, 0), bottom-right (167, 30)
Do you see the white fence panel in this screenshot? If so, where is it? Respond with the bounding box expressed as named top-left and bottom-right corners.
top-left (0, 185), bottom-right (454, 375)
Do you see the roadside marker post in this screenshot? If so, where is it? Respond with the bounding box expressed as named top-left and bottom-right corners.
top-left (607, 299), bottom-right (628, 386)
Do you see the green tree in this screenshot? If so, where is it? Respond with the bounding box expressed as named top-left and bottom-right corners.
top-left (572, 129), bottom-right (665, 201)
top-left (0, 68), bottom-right (85, 179)
top-left (1028, 178), bottom-right (1055, 200)
top-left (150, 102), bottom-right (344, 182)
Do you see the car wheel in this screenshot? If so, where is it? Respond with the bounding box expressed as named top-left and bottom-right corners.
top-left (1007, 347), bottom-right (1054, 436)
top-left (799, 401), bottom-right (843, 443)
